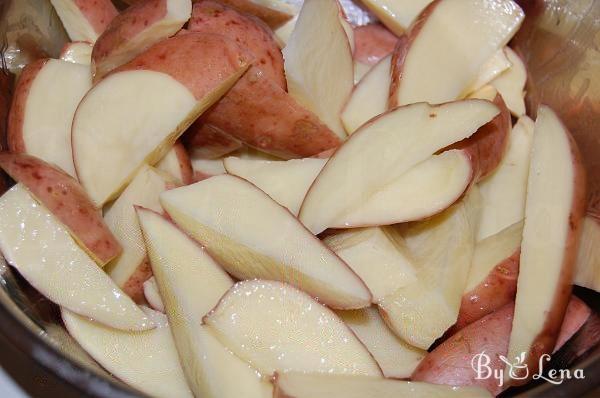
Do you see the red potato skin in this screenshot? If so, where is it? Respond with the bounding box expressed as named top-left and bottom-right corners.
top-left (72, 0), bottom-right (119, 35)
top-left (452, 249), bottom-right (520, 332)
top-left (7, 59), bottom-right (49, 153)
top-left (171, 141), bottom-right (194, 185)
top-left (113, 32), bottom-right (252, 100)
top-left (0, 153), bottom-right (121, 265)
top-left (412, 297), bottom-right (592, 396)
top-left (183, 121), bottom-right (242, 159)
top-left (203, 67), bottom-right (341, 158)
top-left (446, 94), bottom-right (511, 182)
top-left (209, 0), bottom-right (293, 29)
top-left (510, 127), bottom-right (587, 384)
top-left (353, 24), bottom-right (399, 66)
top-left (189, 0), bottom-right (285, 89)
top-left (91, 0), bottom-right (170, 80)
top-left (121, 257), bottom-right (153, 304)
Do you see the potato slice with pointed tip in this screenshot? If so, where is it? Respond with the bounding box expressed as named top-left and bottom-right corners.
top-left (324, 227), bottom-right (417, 302)
top-left (50, 0), bottom-right (118, 42)
top-left (91, 0), bottom-right (192, 80)
top-left (273, 372), bottom-right (491, 398)
top-left (331, 150), bottom-right (473, 228)
top-left (0, 185), bottom-right (151, 331)
top-left (72, 33), bottom-right (250, 206)
top-left (0, 153), bottom-right (121, 266)
top-left (342, 55), bottom-right (392, 135)
top-left (379, 188), bottom-right (480, 349)
top-left (491, 47), bottom-right (526, 117)
top-left (8, 59), bottom-right (91, 177)
top-left (60, 41), bottom-right (93, 65)
top-left (143, 276), bottom-right (164, 312)
top-left (156, 141), bottom-right (194, 185)
top-left (190, 157), bottom-right (226, 181)
top-left (337, 307), bottom-right (426, 378)
top-left (160, 175), bottom-right (371, 309)
top-left (104, 165), bottom-right (175, 301)
top-left (505, 106), bottom-right (586, 383)
top-left (300, 100), bottom-right (498, 235)
top-left (283, 0), bottom-right (353, 139)
top-left (360, 0), bottom-right (433, 35)
top-left (138, 208), bottom-right (272, 398)
top-left (223, 157), bottom-right (326, 215)
top-left (467, 48), bottom-right (512, 94)
top-left (454, 221), bottom-right (522, 331)
top-left (62, 307), bottom-right (193, 398)
top-left (477, 116), bottom-right (535, 241)
top-left (389, 0), bottom-right (524, 108)
top-left (204, 280), bottom-right (381, 376)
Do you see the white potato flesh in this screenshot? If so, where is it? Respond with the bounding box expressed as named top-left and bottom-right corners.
top-left (283, 0), bottom-right (353, 138)
top-left (143, 276), bottom-right (165, 312)
top-left (324, 227), bottom-right (417, 302)
top-left (204, 280), bottom-right (381, 376)
top-left (467, 48), bottom-right (512, 93)
top-left (50, 0), bottom-right (103, 42)
top-left (22, 59), bottom-right (90, 177)
top-left (62, 308), bottom-right (193, 398)
top-left (491, 47), bottom-right (527, 116)
top-left (379, 188), bottom-right (480, 349)
top-left (138, 209), bottom-right (272, 398)
top-left (160, 175), bottom-right (371, 309)
top-left (506, 106), bottom-right (582, 374)
top-left (60, 42), bottom-right (93, 65)
top-left (360, 0), bottom-right (433, 34)
top-left (395, 0), bottom-right (524, 106)
top-left (300, 100), bottom-right (498, 234)
top-left (337, 307), bottom-right (426, 378)
top-left (0, 185), bottom-right (152, 331)
top-left (104, 165), bottom-right (174, 287)
top-left (223, 157), bottom-right (327, 215)
top-left (333, 150), bottom-right (472, 228)
top-left (574, 216), bottom-right (600, 292)
top-left (273, 372), bottom-right (492, 398)
top-left (342, 55), bottom-right (391, 134)
top-left (72, 70), bottom-right (198, 206)
top-left (477, 116), bottom-right (534, 240)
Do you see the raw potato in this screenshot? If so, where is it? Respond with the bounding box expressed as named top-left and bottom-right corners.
top-left (477, 116), bottom-right (535, 241)
top-left (160, 175), bottom-right (372, 309)
top-left (467, 49), bottom-right (512, 94)
top-left (73, 33), bottom-right (251, 206)
top-left (353, 24), bottom-right (398, 65)
top-left (491, 47), bottom-right (526, 117)
top-left (138, 209), bottom-right (272, 398)
top-left (342, 55), bottom-right (392, 134)
top-left (183, 121), bottom-right (242, 159)
top-left (143, 276), bottom-right (164, 312)
top-left (337, 307), bottom-right (426, 378)
top-left (91, 0), bottom-right (192, 80)
top-left (104, 165), bottom-right (175, 302)
top-left (454, 221), bottom-right (522, 331)
top-left (156, 141), bottom-right (194, 185)
top-left (190, 157), bottom-right (226, 181)
top-left (574, 215), bottom-right (600, 292)
top-left (330, 150), bottom-right (473, 228)
top-left (204, 280), bottom-right (382, 377)
top-left (324, 227), bottom-right (417, 302)
top-left (60, 41), bottom-right (93, 65)
top-left (223, 156), bottom-right (327, 215)
top-left (188, 1), bottom-right (339, 158)
top-left (0, 153), bottom-right (121, 266)
top-left (300, 100), bottom-right (499, 235)
top-left (388, 0), bottom-right (524, 108)
top-left (412, 297), bottom-right (591, 396)
top-left (505, 106), bottom-right (587, 383)
top-left (8, 58), bottom-right (91, 177)
top-left (379, 188), bottom-right (480, 349)
top-left (217, 0), bottom-right (295, 29)
top-left (50, 0), bottom-right (118, 42)
top-left (360, 0), bottom-right (433, 35)
top-left (62, 308), bottom-right (193, 398)
top-left (0, 185), bottom-right (150, 331)
top-left (283, 0), bottom-right (354, 139)
top-left (273, 372), bottom-right (492, 398)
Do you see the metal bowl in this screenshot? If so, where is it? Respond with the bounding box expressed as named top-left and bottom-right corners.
top-left (0, 0), bottom-right (598, 396)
